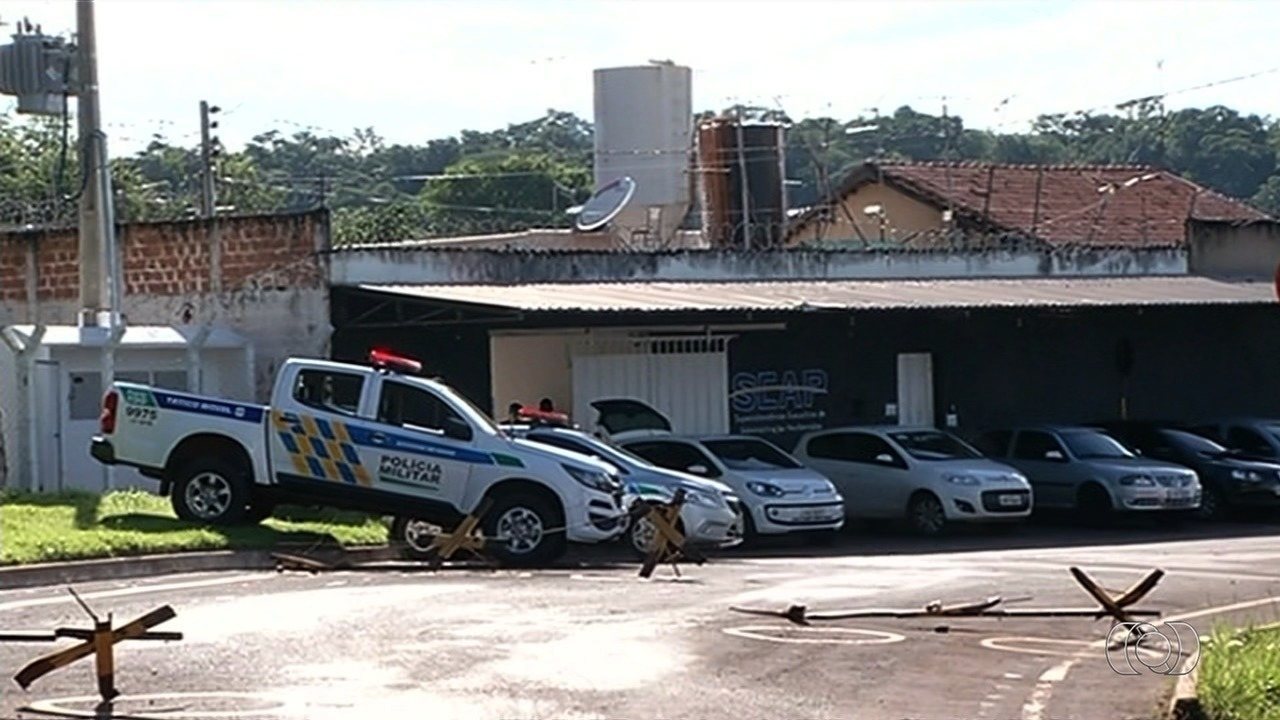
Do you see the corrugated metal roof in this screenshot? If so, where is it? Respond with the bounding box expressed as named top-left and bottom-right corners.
top-left (357, 276), bottom-right (1277, 313)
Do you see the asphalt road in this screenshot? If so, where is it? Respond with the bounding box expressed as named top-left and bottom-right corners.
top-left (4, 519), bottom-right (1280, 720)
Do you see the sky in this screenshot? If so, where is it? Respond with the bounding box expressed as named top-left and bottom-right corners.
top-left (1, 0), bottom-right (1277, 155)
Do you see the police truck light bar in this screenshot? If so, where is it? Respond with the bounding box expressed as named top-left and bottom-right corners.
top-left (369, 349), bottom-right (423, 375)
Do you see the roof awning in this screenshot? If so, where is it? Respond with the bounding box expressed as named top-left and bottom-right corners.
top-left (352, 276), bottom-right (1276, 314)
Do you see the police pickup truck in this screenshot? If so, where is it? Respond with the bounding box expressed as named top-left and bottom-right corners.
top-left (90, 350), bottom-right (628, 565)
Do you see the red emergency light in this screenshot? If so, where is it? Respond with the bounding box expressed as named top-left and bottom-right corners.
top-left (369, 349), bottom-right (423, 375)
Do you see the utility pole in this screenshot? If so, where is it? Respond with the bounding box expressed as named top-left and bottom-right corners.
top-left (198, 101), bottom-right (218, 218)
top-left (75, 0), bottom-right (125, 491)
top-left (76, 0), bottom-right (118, 330)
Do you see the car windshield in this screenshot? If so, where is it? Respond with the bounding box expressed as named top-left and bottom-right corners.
top-left (1061, 430), bottom-right (1134, 459)
top-left (1164, 429), bottom-right (1228, 454)
top-left (702, 438), bottom-right (801, 471)
top-left (887, 431), bottom-right (981, 460)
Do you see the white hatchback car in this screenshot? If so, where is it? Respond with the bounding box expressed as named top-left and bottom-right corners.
top-left (793, 426), bottom-right (1032, 535)
top-left (621, 434), bottom-right (845, 540)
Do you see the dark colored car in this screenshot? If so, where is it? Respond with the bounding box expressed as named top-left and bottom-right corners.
top-left (1093, 421), bottom-right (1280, 519)
top-left (1184, 419), bottom-right (1280, 464)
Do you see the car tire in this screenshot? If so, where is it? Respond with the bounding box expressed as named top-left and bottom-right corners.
top-left (626, 511), bottom-right (686, 560)
top-left (482, 492), bottom-right (566, 568)
top-left (1076, 484), bottom-right (1114, 526)
top-left (390, 516), bottom-right (447, 560)
top-left (907, 492), bottom-right (947, 536)
top-left (738, 505), bottom-right (759, 543)
top-left (171, 457), bottom-right (250, 525)
top-left (1195, 485), bottom-right (1227, 522)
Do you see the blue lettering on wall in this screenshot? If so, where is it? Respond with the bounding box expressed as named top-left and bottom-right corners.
top-left (730, 368), bottom-right (829, 413)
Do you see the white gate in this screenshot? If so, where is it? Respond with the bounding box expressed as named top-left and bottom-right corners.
top-left (33, 360), bottom-right (63, 491)
top-left (896, 352), bottom-right (935, 427)
top-left (571, 335), bottom-right (731, 435)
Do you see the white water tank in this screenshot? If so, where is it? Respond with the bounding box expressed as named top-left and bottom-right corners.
top-left (592, 62), bottom-right (693, 246)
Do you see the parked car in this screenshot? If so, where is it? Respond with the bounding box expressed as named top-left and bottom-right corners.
top-left (619, 434), bottom-right (845, 540)
top-left (91, 349), bottom-right (628, 566)
top-left (500, 424), bottom-right (744, 557)
top-left (793, 426), bottom-right (1032, 535)
top-left (1093, 421), bottom-right (1280, 520)
top-left (975, 426), bottom-right (1201, 520)
top-left (587, 397), bottom-right (844, 540)
top-left (1185, 418), bottom-right (1280, 463)
top-left (588, 398), bottom-right (674, 442)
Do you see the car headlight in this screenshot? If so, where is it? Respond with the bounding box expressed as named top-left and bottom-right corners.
top-left (1231, 469), bottom-right (1264, 482)
top-left (1119, 474), bottom-right (1156, 487)
top-left (563, 464), bottom-right (619, 493)
top-left (681, 489), bottom-right (715, 507)
top-left (945, 474), bottom-right (981, 486)
top-left (745, 481), bottom-right (786, 497)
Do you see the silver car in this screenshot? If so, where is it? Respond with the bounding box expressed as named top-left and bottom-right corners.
top-left (976, 426), bottom-right (1201, 519)
top-left (794, 426), bottom-right (1032, 535)
top-left (503, 425), bottom-right (744, 557)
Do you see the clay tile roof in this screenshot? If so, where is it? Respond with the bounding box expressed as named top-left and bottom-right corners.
top-left (794, 161), bottom-right (1271, 246)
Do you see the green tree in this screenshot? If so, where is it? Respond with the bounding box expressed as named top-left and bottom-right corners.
top-left (418, 151), bottom-right (590, 235)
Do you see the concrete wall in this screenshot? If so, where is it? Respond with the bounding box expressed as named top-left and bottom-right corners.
top-left (0, 211), bottom-right (332, 401)
top-left (1188, 219), bottom-right (1280, 281)
top-left (489, 331), bottom-right (578, 418)
top-left (788, 181), bottom-right (946, 245)
top-left (330, 245), bottom-right (1186, 287)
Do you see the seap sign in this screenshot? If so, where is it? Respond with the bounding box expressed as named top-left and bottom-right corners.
top-left (729, 368), bottom-right (829, 438)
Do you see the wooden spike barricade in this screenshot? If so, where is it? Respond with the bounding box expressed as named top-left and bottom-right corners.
top-left (423, 497), bottom-right (493, 570)
top-left (3, 589), bottom-right (182, 703)
top-left (729, 566), bottom-right (1165, 626)
top-left (272, 498), bottom-right (496, 573)
top-left (630, 489), bottom-right (705, 579)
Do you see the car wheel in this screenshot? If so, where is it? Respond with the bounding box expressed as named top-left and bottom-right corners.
top-left (907, 493), bottom-right (947, 536)
top-left (390, 517), bottom-right (448, 560)
top-left (1195, 486), bottom-right (1226, 522)
top-left (1076, 484), bottom-right (1114, 526)
top-left (626, 513), bottom-right (685, 560)
top-left (171, 458), bottom-right (250, 525)
top-left (482, 492), bottom-right (566, 567)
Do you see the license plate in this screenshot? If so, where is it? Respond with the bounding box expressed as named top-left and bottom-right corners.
top-left (798, 510), bottom-right (829, 522)
top-left (1168, 491), bottom-right (1189, 500)
top-left (999, 494), bottom-right (1023, 507)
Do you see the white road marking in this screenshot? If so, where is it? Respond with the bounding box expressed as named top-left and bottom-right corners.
top-left (0, 573), bottom-right (270, 613)
top-left (25, 692), bottom-right (284, 719)
top-left (722, 625), bottom-right (906, 646)
top-left (984, 636), bottom-right (1095, 659)
top-left (1017, 594), bottom-right (1280, 720)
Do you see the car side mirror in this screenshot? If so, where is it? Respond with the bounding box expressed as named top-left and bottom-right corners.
top-left (1044, 450), bottom-right (1064, 461)
top-left (443, 416), bottom-right (472, 442)
top-left (875, 453), bottom-right (896, 465)
top-left (686, 464), bottom-right (709, 476)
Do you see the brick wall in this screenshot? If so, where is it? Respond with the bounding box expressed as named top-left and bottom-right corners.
top-left (0, 210), bottom-right (328, 305)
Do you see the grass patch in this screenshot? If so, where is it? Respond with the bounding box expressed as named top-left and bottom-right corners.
top-left (0, 489), bottom-right (389, 566)
top-left (1199, 623), bottom-right (1280, 720)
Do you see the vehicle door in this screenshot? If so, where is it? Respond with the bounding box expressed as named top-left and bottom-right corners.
top-left (353, 377), bottom-right (479, 508)
top-left (269, 366), bottom-right (374, 488)
top-left (799, 432), bottom-right (893, 517)
top-left (1009, 431), bottom-right (1074, 507)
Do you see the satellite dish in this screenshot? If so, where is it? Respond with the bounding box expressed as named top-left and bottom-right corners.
top-left (575, 176), bottom-right (636, 232)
